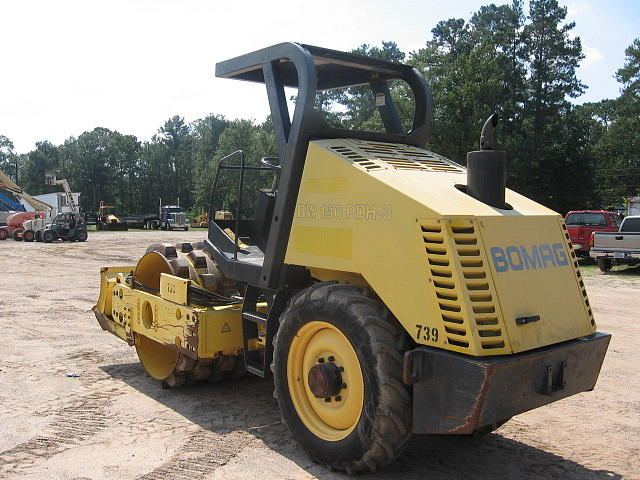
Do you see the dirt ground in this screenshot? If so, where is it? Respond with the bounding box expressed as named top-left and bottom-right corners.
top-left (0, 231), bottom-right (638, 480)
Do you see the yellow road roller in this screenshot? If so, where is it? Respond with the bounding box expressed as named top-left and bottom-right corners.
top-left (93, 43), bottom-right (610, 473)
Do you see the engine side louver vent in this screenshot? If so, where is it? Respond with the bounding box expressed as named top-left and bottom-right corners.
top-left (421, 222), bottom-right (469, 349)
top-left (451, 225), bottom-right (506, 350)
top-left (421, 219), bottom-right (509, 354)
top-left (560, 219), bottom-right (596, 327)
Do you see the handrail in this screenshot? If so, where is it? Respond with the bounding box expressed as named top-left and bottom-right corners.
top-left (235, 151), bottom-right (245, 259)
top-left (208, 150), bottom-right (278, 260)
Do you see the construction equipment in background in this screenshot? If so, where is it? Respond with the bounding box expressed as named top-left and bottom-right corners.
top-left (93, 43), bottom-right (610, 473)
top-left (22, 216), bottom-right (48, 242)
top-left (0, 169), bottom-right (53, 215)
top-left (0, 190), bottom-right (25, 217)
top-left (44, 173), bottom-right (78, 214)
top-left (0, 211), bottom-right (15, 226)
top-left (191, 212), bottom-right (209, 228)
top-left (0, 169), bottom-right (52, 240)
top-left (0, 192), bottom-right (22, 226)
top-left (192, 211), bottom-right (233, 228)
top-left (41, 211), bottom-right (88, 242)
top-left (0, 211), bottom-right (47, 240)
top-left (93, 201), bottom-right (129, 231)
top-left (36, 173), bottom-right (88, 242)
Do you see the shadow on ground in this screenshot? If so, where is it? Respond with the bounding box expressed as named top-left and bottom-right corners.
top-left (101, 362), bottom-right (622, 480)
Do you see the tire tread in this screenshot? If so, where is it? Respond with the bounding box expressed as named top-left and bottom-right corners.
top-left (272, 281), bottom-right (411, 473)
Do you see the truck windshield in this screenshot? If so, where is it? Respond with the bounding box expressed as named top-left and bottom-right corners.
top-left (163, 207), bottom-right (182, 213)
top-left (620, 218), bottom-right (640, 232)
top-left (565, 213), bottom-right (606, 226)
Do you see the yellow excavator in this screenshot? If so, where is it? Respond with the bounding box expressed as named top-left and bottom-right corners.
top-left (93, 43), bottom-right (610, 473)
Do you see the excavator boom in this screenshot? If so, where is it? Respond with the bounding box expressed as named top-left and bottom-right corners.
top-left (45, 172), bottom-right (78, 214)
top-left (0, 170), bottom-right (53, 215)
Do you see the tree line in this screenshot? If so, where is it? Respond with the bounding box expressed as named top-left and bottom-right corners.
top-left (1, 0), bottom-right (638, 217)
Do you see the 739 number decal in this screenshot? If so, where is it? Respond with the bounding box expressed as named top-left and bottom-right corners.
top-left (415, 324), bottom-right (439, 343)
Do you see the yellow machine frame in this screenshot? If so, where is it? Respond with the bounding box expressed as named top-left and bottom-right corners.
top-left (285, 140), bottom-right (594, 356)
top-left (95, 267), bottom-right (245, 359)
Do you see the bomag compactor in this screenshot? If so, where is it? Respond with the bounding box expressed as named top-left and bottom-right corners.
top-left (94, 43), bottom-right (610, 473)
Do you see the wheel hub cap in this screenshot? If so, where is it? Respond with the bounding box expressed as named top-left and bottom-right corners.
top-left (308, 362), bottom-right (343, 398)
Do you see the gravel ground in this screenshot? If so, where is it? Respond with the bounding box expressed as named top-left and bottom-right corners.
top-left (0, 231), bottom-right (638, 480)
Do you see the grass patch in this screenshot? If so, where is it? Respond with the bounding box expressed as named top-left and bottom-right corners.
top-left (577, 257), bottom-right (640, 277)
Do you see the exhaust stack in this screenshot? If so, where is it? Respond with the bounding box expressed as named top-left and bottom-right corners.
top-left (466, 113), bottom-right (506, 209)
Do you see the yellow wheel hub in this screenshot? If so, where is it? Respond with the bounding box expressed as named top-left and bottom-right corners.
top-left (287, 321), bottom-right (364, 441)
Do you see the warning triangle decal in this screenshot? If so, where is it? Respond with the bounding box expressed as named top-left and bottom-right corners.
top-left (221, 322), bottom-right (231, 333)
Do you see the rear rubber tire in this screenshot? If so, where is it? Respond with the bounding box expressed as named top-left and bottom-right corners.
top-left (43, 230), bottom-right (55, 243)
top-left (273, 282), bottom-right (411, 473)
top-left (76, 231), bottom-right (88, 242)
top-left (597, 258), bottom-right (612, 272)
top-left (35, 230), bottom-right (43, 242)
top-left (0, 228), bottom-right (9, 240)
top-left (23, 230), bottom-right (35, 242)
top-left (12, 229), bottom-right (23, 241)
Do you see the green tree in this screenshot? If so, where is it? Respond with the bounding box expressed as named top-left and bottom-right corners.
top-left (191, 114), bottom-right (230, 214)
top-left (519, 0), bottom-right (586, 209)
top-left (210, 119), bottom-right (276, 218)
top-left (155, 116), bottom-right (194, 211)
top-left (0, 135), bottom-right (17, 181)
top-left (316, 42), bottom-right (409, 131)
top-left (594, 38), bottom-right (640, 205)
top-left (22, 141), bottom-right (60, 196)
top-left (56, 128), bottom-right (139, 213)
top-left (411, 12), bottom-right (508, 161)
top-left (470, 1), bottom-right (528, 178)
top-left (616, 38), bottom-right (640, 109)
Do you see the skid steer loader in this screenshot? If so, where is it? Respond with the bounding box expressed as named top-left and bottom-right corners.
top-left (93, 43), bottom-right (610, 473)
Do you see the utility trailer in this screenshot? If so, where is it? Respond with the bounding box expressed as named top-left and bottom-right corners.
top-left (93, 43), bottom-right (610, 473)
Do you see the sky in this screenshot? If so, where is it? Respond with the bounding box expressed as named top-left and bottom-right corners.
top-left (1, 0), bottom-right (638, 153)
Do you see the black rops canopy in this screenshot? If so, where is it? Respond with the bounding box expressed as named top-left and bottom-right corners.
top-left (210, 43), bottom-right (433, 291)
top-left (216, 43), bottom-right (420, 91)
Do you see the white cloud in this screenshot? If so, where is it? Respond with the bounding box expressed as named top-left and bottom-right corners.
top-left (568, 1), bottom-right (592, 16)
top-left (582, 47), bottom-right (604, 68)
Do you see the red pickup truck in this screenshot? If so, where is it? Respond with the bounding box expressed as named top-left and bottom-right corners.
top-left (564, 210), bottom-right (620, 255)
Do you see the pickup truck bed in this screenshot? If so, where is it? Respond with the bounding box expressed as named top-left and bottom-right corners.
top-left (590, 216), bottom-right (640, 271)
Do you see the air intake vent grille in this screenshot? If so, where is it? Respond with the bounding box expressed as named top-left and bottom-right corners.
top-left (421, 220), bottom-right (508, 354)
top-left (329, 145), bottom-right (384, 171)
top-left (356, 141), bottom-right (464, 173)
top-left (327, 140), bottom-right (464, 173)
